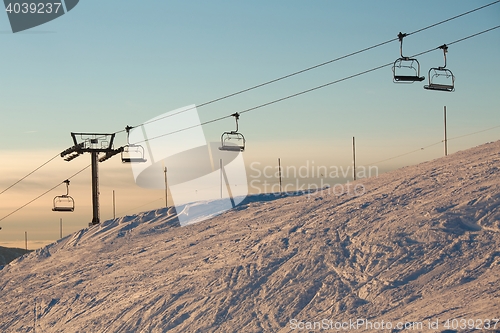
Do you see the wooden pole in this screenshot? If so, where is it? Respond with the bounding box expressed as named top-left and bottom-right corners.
top-left (60, 218), bottom-right (62, 239)
top-left (444, 106), bottom-right (448, 156)
top-left (278, 158), bottom-right (282, 195)
top-left (164, 167), bottom-right (168, 208)
top-left (220, 159), bottom-right (223, 199)
top-left (34, 298), bottom-right (37, 333)
top-left (112, 190), bottom-right (116, 219)
top-left (25, 231), bottom-right (27, 250)
top-left (352, 137), bottom-right (357, 181)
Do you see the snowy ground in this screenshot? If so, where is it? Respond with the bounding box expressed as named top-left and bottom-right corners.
top-left (0, 247), bottom-right (31, 269)
top-left (1, 141), bottom-right (499, 332)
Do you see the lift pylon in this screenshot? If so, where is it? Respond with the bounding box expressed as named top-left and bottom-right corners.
top-left (60, 132), bottom-right (117, 225)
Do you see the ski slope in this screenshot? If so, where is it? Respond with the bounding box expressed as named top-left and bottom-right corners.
top-left (1, 142), bottom-right (500, 332)
top-left (0, 246), bottom-right (31, 269)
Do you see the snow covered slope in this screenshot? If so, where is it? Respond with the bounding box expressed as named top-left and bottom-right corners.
top-left (0, 246), bottom-right (31, 268)
top-left (1, 142), bottom-right (500, 333)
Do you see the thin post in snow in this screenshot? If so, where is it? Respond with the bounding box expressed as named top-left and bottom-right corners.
top-left (444, 106), bottom-right (448, 156)
top-left (220, 159), bottom-right (223, 199)
top-left (25, 231), bottom-right (27, 251)
top-left (278, 158), bottom-right (282, 195)
top-left (34, 297), bottom-right (37, 333)
top-left (352, 137), bottom-right (357, 181)
top-left (163, 167), bottom-right (168, 208)
top-left (60, 218), bottom-right (62, 239)
top-left (112, 190), bottom-right (116, 219)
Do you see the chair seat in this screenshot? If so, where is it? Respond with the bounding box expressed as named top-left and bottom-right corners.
top-left (424, 83), bottom-right (454, 92)
top-left (394, 75), bottom-right (425, 82)
top-left (122, 157), bottom-right (147, 163)
top-left (219, 145), bottom-right (243, 152)
top-left (52, 207), bottom-right (74, 212)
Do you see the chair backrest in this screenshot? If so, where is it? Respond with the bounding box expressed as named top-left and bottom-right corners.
top-left (424, 68), bottom-right (455, 92)
top-left (121, 145), bottom-right (147, 163)
top-left (220, 132), bottom-right (245, 152)
top-left (53, 195), bottom-right (75, 212)
top-left (393, 58), bottom-right (425, 83)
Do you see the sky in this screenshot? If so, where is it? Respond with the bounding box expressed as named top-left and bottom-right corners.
top-left (1, 1), bottom-right (499, 249)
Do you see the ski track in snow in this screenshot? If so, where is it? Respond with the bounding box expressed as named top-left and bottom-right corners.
top-left (1, 142), bottom-right (500, 332)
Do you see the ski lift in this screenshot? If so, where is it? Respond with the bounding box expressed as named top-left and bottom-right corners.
top-left (424, 44), bottom-right (455, 92)
top-left (392, 32), bottom-right (425, 83)
top-left (122, 126), bottom-right (147, 163)
top-left (219, 113), bottom-right (245, 152)
top-left (52, 180), bottom-right (74, 212)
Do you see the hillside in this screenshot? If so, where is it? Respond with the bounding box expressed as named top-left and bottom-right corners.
top-left (0, 246), bottom-right (31, 268)
top-left (1, 141), bottom-right (499, 332)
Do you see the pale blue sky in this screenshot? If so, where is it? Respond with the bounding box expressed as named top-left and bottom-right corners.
top-left (1, 1), bottom-right (499, 248)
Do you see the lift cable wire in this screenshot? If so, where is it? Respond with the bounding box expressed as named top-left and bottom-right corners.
top-left (133, 25), bottom-right (500, 146)
top-left (413, 25), bottom-right (500, 57)
top-left (368, 124), bottom-right (500, 166)
top-left (448, 124), bottom-right (500, 142)
top-left (2, 1), bottom-right (498, 195)
top-left (406, 0), bottom-right (500, 36)
top-left (0, 153), bottom-right (60, 196)
top-left (135, 114), bottom-right (234, 144)
top-left (126, 0), bottom-right (500, 131)
top-left (368, 142), bottom-right (444, 166)
top-left (0, 165), bottom-right (90, 223)
top-left (4, 120), bottom-right (499, 223)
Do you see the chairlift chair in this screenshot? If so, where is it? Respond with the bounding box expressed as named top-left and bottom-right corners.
top-left (219, 113), bottom-right (246, 152)
top-left (392, 32), bottom-right (425, 83)
top-left (424, 44), bottom-right (455, 92)
top-left (52, 180), bottom-right (75, 212)
top-left (121, 126), bottom-right (147, 163)
top-left (121, 145), bottom-right (147, 163)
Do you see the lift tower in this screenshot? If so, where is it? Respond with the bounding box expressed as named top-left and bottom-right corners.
top-left (60, 132), bottom-right (122, 225)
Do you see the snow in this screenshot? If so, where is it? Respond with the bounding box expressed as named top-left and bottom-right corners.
top-left (1, 141), bottom-right (499, 332)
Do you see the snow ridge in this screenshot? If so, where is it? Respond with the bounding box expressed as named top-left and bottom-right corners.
top-left (1, 142), bottom-right (499, 332)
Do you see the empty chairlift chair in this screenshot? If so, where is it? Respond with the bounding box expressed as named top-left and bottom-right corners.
top-left (121, 125), bottom-right (148, 163)
top-left (219, 113), bottom-right (246, 152)
top-left (392, 32), bottom-right (425, 83)
top-left (52, 180), bottom-right (75, 212)
top-left (424, 44), bottom-right (455, 92)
